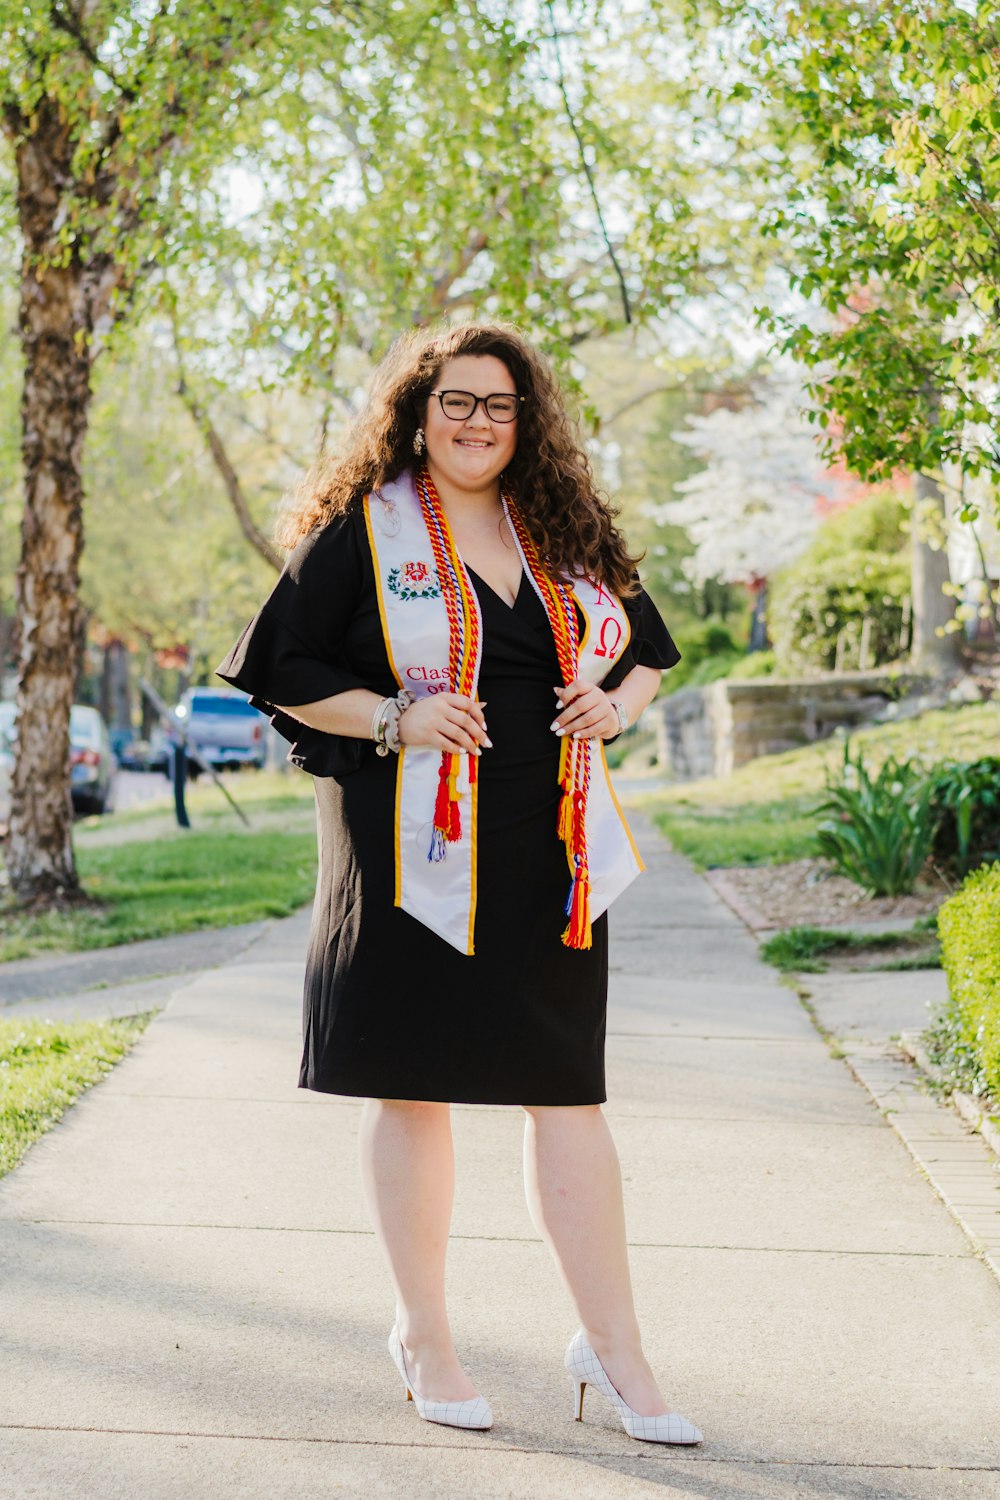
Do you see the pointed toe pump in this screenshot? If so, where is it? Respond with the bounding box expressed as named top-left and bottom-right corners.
top-left (388, 1327), bottom-right (493, 1431)
top-left (565, 1330), bottom-right (703, 1446)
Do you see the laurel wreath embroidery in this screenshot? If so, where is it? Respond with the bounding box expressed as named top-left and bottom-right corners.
top-left (387, 562), bottom-right (442, 601)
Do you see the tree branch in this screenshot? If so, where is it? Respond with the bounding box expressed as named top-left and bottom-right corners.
top-left (173, 345), bottom-right (284, 573)
top-left (545, 2), bottom-right (632, 325)
top-left (1, 96), bottom-right (28, 139)
top-left (418, 226), bottom-right (491, 323)
top-left (601, 384), bottom-right (689, 424)
top-left (48, 1), bottom-right (137, 102)
top-left (229, 408), bottom-right (314, 472)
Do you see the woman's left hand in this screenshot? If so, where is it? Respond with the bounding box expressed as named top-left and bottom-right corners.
top-left (550, 679), bottom-right (619, 740)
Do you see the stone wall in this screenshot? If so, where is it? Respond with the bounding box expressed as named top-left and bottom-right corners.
top-left (657, 671), bottom-right (932, 781)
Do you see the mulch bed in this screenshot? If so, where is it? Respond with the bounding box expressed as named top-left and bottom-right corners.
top-left (705, 857), bottom-right (953, 933)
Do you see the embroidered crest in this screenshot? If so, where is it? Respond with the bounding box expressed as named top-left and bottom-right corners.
top-left (387, 560), bottom-right (442, 601)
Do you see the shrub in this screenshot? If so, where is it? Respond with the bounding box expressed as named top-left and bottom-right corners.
top-left (769, 491), bottom-right (910, 674)
top-left (814, 741), bottom-right (937, 895)
top-left (728, 648), bottom-right (777, 680)
top-left (661, 619), bottom-right (740, 693)
top-left (926, 757), bottom-right (1000, 877)
top-left (661, 625), bottom-right (775, 694)
top-left (769, 549), bottom-right (910, 675)
top-left (936, 862), bottom-right (1000, 1100)
top-left (701, 622), bottom-right (739, 655)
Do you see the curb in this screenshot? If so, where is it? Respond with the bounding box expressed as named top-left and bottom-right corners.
top-left (699, 855), bottom-right (1000, 1282)
top-left (897, 1031), bottom-right (1000, 1161)
top-left (702, 870), bottom-right (778, 932)
top-left (836, 1041), bottom-right (1000, 1286)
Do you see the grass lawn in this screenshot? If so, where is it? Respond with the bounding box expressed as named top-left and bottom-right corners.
top-left (650, 795), bottom-right (819, 870)
top-left (0, 771), bottom-right (318, 962)
top-left (0, 1013), bottom-right (153, 1178)
top-left (760, 918), bottom-right (940, 974)
top-left (644, 701), bottom-right (1000, 869)
top-left (75, 768), bottom-right (317, 847)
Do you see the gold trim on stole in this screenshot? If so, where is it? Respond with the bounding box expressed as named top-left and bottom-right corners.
top-left (363, 488), bottom-right (479, 951)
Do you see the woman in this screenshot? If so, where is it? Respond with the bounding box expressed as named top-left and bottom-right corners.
top-left (217, 322), bottom-right (702, 1446)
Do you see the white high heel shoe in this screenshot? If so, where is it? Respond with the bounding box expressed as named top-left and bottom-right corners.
top-left (565, 1330), bottom-right (703, 1445)
top-left (387, 1327), bottom-right (493, 1431)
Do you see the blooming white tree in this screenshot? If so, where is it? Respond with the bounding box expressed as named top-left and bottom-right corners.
top-left (652, 381), bottom-right (863, 587)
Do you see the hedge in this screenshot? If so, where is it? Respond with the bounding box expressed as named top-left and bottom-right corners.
top-left (937, 861), bottom-right (1000, 1099)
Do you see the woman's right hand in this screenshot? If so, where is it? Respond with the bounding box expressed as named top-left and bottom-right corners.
top-left (398, 693), bottom-right (491, 755)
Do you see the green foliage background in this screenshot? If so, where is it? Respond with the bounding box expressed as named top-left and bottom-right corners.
top-left (701, 0), bottom-right (1000, 495)
top-left (768, 492), bottom-right (911, 674)
top-left (937, 862), bottom-right (1000, 1100)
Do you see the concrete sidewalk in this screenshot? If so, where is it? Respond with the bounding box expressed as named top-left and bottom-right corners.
top-left (1, 815), bottom-right (999, 1499)
top-left (0, 919), bottom-right (275, 1013)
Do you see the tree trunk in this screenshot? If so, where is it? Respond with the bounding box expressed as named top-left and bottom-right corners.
top-left (5, 103), bottom-right (113, 903)
top-left (748, 579), bottom-right (770, 653)
top-left (101, 639), bottom-right (133, 739)
top-left (7, 261), bottom-right (92, 900)
top-left (910, 471), bottom-right (963, 676)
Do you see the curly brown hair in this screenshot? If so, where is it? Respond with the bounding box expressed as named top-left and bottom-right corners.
top-left (277, 321), bottom-right (642, 597)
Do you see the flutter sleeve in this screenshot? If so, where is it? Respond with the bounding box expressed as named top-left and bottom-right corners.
top-left (216, 510), bottom-right (370, 776)
top-left (598, 579), bottom-right (680, 741)
top-left (622, 583), bottom-right (682, 671)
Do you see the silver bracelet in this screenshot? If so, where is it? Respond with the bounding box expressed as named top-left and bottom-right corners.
top-left (370, 697), bottom-right (392, 747)
top-left (606, 699), bottom-right (629, 736)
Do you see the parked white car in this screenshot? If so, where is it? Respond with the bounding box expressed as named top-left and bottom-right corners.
top-left (0, 701), bottom-right (117, 822)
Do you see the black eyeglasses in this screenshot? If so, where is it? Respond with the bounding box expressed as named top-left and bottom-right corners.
top-left (430, 389), bottom-right (523, 423)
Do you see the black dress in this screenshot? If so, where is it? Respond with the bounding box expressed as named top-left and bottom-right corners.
top-left (217, 501), bottom-right (680, 1105)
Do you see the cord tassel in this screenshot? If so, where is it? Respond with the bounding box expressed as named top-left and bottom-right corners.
top-left (556, 733), bottom-right (575, 848)
top-left (429, 756), bottom-right (455, 861)
top-left (562, 866), bottom-right (593, 950)
top-left (447, 755), bottom-right (462, 840)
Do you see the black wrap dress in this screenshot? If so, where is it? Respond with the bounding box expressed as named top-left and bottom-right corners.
top-left (217, 498), bottom-right (680, 1105)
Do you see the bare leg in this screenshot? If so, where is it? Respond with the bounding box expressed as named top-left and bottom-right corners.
top-left (523, 1103), bottom-right (668, 1416)
top-left (358, 1097), bottom-right (479, 1401)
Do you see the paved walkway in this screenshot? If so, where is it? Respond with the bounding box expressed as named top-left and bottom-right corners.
top-left (0, 920), bottom-right (273, 1011)
top-left (1, 815), bottom-right (999, 1499)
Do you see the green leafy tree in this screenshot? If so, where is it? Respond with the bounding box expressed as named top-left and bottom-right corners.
top-left (696, 0), bottom-right (1000, 670)
top-left (0, 2), bottom-right (302, 901)
top-left (0, 0), bottom-right (714, 904)
top-left (81, 341), bottom-right (281, 682)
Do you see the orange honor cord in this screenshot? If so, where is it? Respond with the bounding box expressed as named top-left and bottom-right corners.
top-left (416, 467), bottom-right (482, 862)
top-left (504, 494), bottom-right (593, 949)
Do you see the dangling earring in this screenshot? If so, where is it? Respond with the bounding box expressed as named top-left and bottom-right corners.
top-left (413, 427), bottom-right (425, 456)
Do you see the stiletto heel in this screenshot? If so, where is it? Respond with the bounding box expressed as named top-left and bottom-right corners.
top-left (573, 1377), bottom-right (587, 1422)
top-left (564, 1330), bottom-right (703, 1445)
top-left (388, 1327), bottom-right (493, 1431)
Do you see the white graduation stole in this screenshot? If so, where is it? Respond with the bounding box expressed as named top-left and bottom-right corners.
top-left (363, 470), bottom-right (644, 955)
